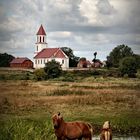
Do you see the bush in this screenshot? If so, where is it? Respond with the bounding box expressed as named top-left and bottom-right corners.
top-left (44, 60), bottom-right (62, 79)
top-left (119, 57), bottom-right (137, 77)
top-left (34, 68), bottom-right (46, 81)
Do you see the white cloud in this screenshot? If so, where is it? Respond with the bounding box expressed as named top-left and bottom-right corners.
top-left (0, 0), bottom-right (140, 61)
top-left (48, 31), bottom-right (72, 39)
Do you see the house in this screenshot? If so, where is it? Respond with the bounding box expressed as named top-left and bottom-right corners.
top-left (77, 58), bottom-right (92, 68)
top-left (92, 59), bottom-right (103, 68)
top-left (33, 25), bottom-right (69, 69)
top-left (10, 57), bottom-right (33, 69)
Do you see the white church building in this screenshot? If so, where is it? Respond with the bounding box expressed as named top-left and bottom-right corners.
top-left (33, 25), bottom-right (69, 69)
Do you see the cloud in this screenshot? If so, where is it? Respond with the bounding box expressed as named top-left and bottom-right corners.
top-left (97, 0), bottom-right (116, 15)
top-left (0, 0), bottom-right (139, 61)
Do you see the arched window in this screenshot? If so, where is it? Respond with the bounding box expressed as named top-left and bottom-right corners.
top-left (43, 36), bottom-right (44, 42)
top-left (40, 36), bottom-right (41, 42)
top-left (37, 46), bottom-right (38, 51)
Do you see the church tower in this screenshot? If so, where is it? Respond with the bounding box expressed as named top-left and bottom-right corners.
top-left (34, 25), bottom-right (48, 56)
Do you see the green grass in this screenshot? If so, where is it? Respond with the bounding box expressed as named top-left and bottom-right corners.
top-left (0, 112), bottom-right (140, 140)
top-left (0, 118), bottom-right (56, 140)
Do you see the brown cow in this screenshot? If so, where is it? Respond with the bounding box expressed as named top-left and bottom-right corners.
top-left (52, 112), bottom-right (94, 140)
top-left (100, 121), bottom-right (112, 140)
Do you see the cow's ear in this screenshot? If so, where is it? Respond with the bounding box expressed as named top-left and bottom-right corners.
top-left (58, 112), bottom-right (60, 116)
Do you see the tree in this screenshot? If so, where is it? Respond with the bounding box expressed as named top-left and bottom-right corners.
top-left (0, 53), bottom-right (15, 67)
top-left (106, 45), bottom-right (133, 67)
top-left (44, 60), bottom-right (62, 79)
top-left (94, 52), bottom-right (97, 58)
top-left (93, 52), bottom-right (97, 62)
top-left (133, 54), bottom-right (140, 69)
top-left (119, 57), bottom-right (137, 77)
top-left (34, 68), bottom-right (46, 81)
top-left (61, 47), bottom-right (79, 67)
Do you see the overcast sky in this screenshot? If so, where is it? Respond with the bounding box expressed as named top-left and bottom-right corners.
top-left (0, 0), bottom-right (140, 61)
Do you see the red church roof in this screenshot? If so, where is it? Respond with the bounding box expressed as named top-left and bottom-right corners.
top-left (34, 48), bottom-right (68, 59)
top-left (36, 25), bottom-right (46, 35)
top-left (10, 57), bottom-right (31, 64)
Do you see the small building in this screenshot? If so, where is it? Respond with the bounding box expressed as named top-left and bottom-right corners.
top-left (33, 25), bottom-right (69, 69)
top-left (77, 58), bottom-right (92, 68)
top-left (10, 57), bottom-right (33, 69)
top-left (92, 59), bottom-right (103, 68)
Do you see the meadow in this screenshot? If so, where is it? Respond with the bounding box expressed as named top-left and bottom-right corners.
top-left (0, 69), bottom-right (140, 140)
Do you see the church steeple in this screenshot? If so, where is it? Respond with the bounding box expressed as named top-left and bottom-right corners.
top-left (36, 24), bottom-right (46, 36)
top-left (34, 25), bottom-right (48, 56)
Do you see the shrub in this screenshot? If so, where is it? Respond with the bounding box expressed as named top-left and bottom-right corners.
top-left (44, 60), bottom-right (62, 79)
top-left (34, 68), bottom-right (46, 81)
top-left (119, 57), bottom-right (137, 77)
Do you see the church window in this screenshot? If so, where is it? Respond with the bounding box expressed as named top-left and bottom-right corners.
top-left (43, 36), bottom-right (44, 42)
top-left (40, 36), bottom-right (41, 42)
top-left (37, 46), bottom-right (38, 51)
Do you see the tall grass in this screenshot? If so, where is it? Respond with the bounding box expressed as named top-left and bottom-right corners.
top-left (0, 118), bottom-right (56, 140)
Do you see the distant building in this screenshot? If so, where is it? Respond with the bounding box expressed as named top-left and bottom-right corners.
top-left (33, 25), bottom-right (69, 69)
top-left (77, 58), bottom-right (92, 68)
top-left (10, 57), bottom-right (33, 69)
top-left (92, 59), bottom-right (103, 68)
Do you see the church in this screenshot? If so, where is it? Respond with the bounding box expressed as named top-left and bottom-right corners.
top-left (33, 25), bottom-right (69, 70)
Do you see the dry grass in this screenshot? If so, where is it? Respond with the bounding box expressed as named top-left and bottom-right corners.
top-left (0, 79), bottom-right (140, 115)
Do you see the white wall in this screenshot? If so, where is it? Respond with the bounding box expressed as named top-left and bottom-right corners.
top-left (34, 58), bottom-right (69, 70)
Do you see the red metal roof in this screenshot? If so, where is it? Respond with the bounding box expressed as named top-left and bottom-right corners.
top-left (10, 57), bottom-right (31, 64)
top-left (36, 25), bottom-right (46, 35)
top-left (34, 48), bottom-right (67, 59)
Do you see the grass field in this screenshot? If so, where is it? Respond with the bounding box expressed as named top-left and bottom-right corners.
top-left (0, 74), bottom-right (140, 139)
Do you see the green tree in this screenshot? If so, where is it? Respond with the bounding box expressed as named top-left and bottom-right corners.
top-left (107, 45), bottom-right (133, 67)
top-left (92, 52), bottom-right (97, 63)
top-left (44, 60), bottom-right (62, 79)
top-left (134, 54), bottom-right (140, 69)
top-left (34, 68), bottom-right (46, 81)
top-left (0, 53), bottom-right (15, 67)
top-left (61, 47), bottom-right (79, 67)
top-left (119, 57), bottom-right (137, 77)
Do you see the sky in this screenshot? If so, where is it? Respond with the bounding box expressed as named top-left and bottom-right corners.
top-left (0, 0), bottom-right (140, 61)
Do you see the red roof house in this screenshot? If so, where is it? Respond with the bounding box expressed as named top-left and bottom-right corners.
top-left (10, 57), bottom-right (33, 69)
top-left (92, 59), bottom-right (103, 68)
top-left (77, 58), bottom-right (92, 68)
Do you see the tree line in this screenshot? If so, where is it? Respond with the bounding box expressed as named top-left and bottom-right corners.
top-left (0, 45), bottom-right (140, 77)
